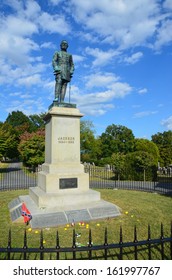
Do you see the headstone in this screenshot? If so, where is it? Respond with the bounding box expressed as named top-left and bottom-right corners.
top-left (31, 212), bottom-right (67, 228)
top-left (65, 209), bottom-right (91, 223)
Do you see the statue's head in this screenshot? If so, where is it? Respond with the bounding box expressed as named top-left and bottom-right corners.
top-left (60, 40), bottom-right (68, 50)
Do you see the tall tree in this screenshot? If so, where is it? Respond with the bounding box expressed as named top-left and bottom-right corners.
top-left (29, 113), bottom-right (46, 131)
top-left (134, 138), bottom-right (160, 166)
top-left (125, 151), bottom-right (156, 181)
top-left (18, 129), bottom-right (45, 168)
top-left (100, 124), bottom-right (135, 157)
top-left (5, 111), bottom-right (33, 135)
top-left (111, 152), bottom-right (126, 180)
top-left (80, 120), bottom-right (101, 163)
top-left (0, 123), bottom-right (19, 159)
top-left (152, 131), bottom-right (172, 166)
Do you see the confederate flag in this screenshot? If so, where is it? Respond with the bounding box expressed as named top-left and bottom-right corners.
top-left (21, 203), bottom-right (32, 224)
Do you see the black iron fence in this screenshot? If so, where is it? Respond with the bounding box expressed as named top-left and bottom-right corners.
top-left (85, 165), bottom-right (172, 196)
top-left (0, 223), bottom-right (172, 260)
top-left (0, 162), bottom-right (37, 191)
top-left (0, 163), bottom-right (172, 195)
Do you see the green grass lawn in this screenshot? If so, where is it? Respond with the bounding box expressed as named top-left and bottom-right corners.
top-left (0, 188), bottom-right (172, 259)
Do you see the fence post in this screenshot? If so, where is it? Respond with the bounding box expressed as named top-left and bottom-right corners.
top-left (40, 230), bottom-right (44, 260)
top-left (88, 229), bottom-right (92, 260)
top-left (23, 228), bottom-right (28, 260)
top-left (72, 229), bottom-right (76, 260)
top-left (160, 223), bottom-right (164, 260)
top-left (170, 221), bottom-right (172, 260)
top-left (104, 227), bottom-right (108, 260)
top-left (56, 230), bottom-right (60, 260)
top-left (147, 224), bottom-right (151, 260)
top-left (134, 226), bottom-right (138, 260)
top-left (119, 226), bottom-right (123, 260)
top-left (7, 228), bottom-right (11, 260)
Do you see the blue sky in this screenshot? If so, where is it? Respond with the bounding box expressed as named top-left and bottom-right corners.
top-left (0, 0), bottom-right (172, 139)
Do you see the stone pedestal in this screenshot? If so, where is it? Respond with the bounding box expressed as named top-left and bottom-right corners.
top-left (29, 104), bottom-right (100, 208)
top-left (9, 103), bottom-right (121, 228)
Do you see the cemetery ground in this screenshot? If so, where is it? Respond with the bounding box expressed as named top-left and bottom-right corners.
top-left (0, 188), bottom-right (172, 259)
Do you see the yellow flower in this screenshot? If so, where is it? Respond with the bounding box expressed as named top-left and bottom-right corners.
top-left (125, 211), bottom-right (128, 215)
top-left (64, 227), bottom-right (67, 231)
top-left (35, 230), bottom-right (39, 234)
top-left (43, 240), bottom-right (46, 244)
top-left (28, 228), bottom-right (32, 232)
top-left (96, 223), bottom-right (100, 227)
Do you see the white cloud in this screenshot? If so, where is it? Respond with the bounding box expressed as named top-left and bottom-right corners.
top-left (133, 111), bottom-right (158, 118)
top-left (85, 47), bottom-right (120, 67)
top-left (124, 52), bottom-right (143, 64)
top-left (6, 97), bottom-right (46, 117)
top-left (161, 116), bottom-right (172, 130)
top-left (163, 0), bottom-right (172, 10)
top-left (17, 74), bottom-right (42, 87)
top-left (40, 42), bottom-right (56, 49)
top-left (0, 0), bottom-right (71, 71)
top-left (72, 54), bottom-right (85, 64)
top-left (71, 88), bottom-right (116, 116)
top-left (138, 88), bottom-right (148, 94)
top-left (70, 73), bottom-right (132, 116)
top-left (24, 0), bottom-right (41, 19)
top-left (70, 0), bottom-right (160, 48)
top-left (49, 0), bottom-right (62, 6)
top-left (154, 19), bottom-right (172, 50)
top-left (38, 12), bottom-right (71, 34)
top-left (85, 72), bottom-right (119, 88)
top-left (1, 15), bottom-right (38, 36)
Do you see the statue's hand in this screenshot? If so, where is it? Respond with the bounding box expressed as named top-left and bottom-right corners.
top-left (54, 70), bottom-right (61, 75)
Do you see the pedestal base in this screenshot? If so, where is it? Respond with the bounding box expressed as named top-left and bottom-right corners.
top-left (29, 187), bottom-right (100, 208)
top-left (8, 194), bottom-right (121, 228)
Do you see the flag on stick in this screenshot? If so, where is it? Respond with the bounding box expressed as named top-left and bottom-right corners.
top-left (21, 203), bottom-right (32, 224)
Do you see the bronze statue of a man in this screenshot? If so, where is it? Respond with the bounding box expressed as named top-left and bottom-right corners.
top-left (52, 40), bottom-right (74, 103)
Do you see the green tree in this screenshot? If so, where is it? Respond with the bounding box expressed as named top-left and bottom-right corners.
top-left (29, 113), bottom-right (46, 131)
top-left (125, 151), bottom-right (157, 181)
top-left (80, 120), bottom-right (102, 163)
top-left (0, 123), bottom-right (19, 159)
top-left (152, 131), bottom-right (172, 166)
top-left (111, 153), bottom-right (126, 180)
top-left (18, 129), bottom-right (45, 168)
top-left (100, 124), bottom-right (135, 157)
top-left (5, 110), bottom-right (33, 136)
top-left (134, 138), bottom-right (159, 166)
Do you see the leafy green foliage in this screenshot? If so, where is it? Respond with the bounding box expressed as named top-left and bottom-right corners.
top-left (18, 129), bottom-right (45, 168)
top-left (152, 131), bottom-right (172, 166)
top-left (134, 138), bottom-right (159, 166)
top-left (124, 151), bottom-right (157, 181)
top-left (5, 111), bottom-right (46, 136)
top-left (100, 124), bottom-right (135, 157)
top-left (29, 113), bottom-right (46, 131)
top-left (80, 120), bottom-right (101, 163)
top-left (5, 111), bottom-right (33, 135)
top-left (0, 123), bottom-right (19, 159)
top-left (111, 153), bottom-right (126, 180)
top-left (1, 109), bottom-right (172, 171)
